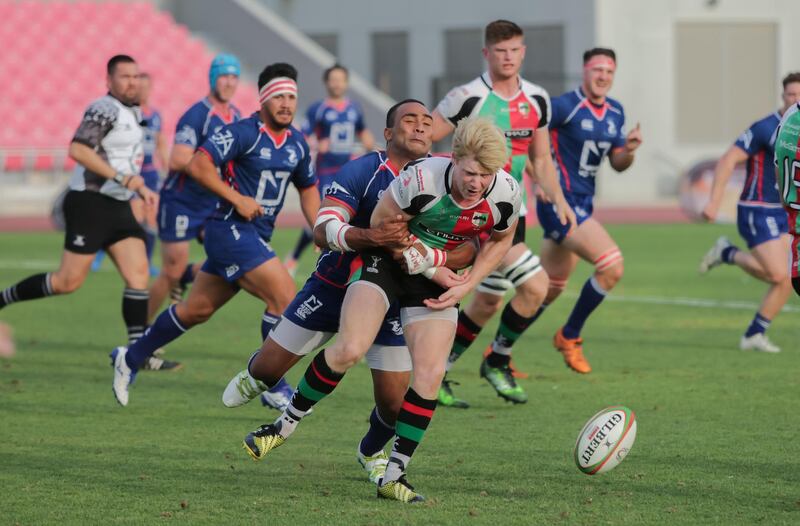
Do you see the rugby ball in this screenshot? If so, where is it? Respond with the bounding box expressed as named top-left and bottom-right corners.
top-left (574, 406), bottom-right (637, 475)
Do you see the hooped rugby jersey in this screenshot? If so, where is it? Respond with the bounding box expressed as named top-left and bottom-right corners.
top-left (162, 97), bottom-right (242, 208)
top-left (313, 150), bottom-right (402, 286)
top-left (302, 98), bottom-right (366, 176)
top-left (141, 107), bottom-right (162, 174)
top-left (435, 73), bottom-right (550, 215)
top-left (198, 114), bottom-right (316, 240)
top-left (549, 87), bottom-right (626, 197)
top-left (69, 94), bottom-right (144, 201)
top-left (774, 102), bottom-right (800, 276)
top-left (734, 111), bottom-right (782, 206)
top-left (389, 156), bottom-right (522, 250)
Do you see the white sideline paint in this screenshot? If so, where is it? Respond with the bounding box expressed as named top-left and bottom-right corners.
top-left (1, 256), bottom-right (798, 313)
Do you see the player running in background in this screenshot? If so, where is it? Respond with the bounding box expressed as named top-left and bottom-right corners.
top-left (149, 54), bottom-right (243, 320)
top-left (110, 63), bottom-right (320, 407)
top-left (774, 97), bottom-right (800, 296)
top-left (0, 55), bottom-right (157, 351)
top-left (532, 48), bottom-right (642, 374)
top-left (285, 64), bottom-right (375, 275)
top-left (431, 20), bottom-right (574, 407)
top-left (700, 73), bottom-right (800, 352)
top-left (224, 100), bottom-right (470, 484)
top-left (242, 118), bottom-right (521, 503)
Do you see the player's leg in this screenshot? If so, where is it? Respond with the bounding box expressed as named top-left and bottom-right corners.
top-left (148, 240), bottom-right (191, 319)
top-left (740, 234), bottom-right (791, 353)
top-left (0, 249), bottom-right (91, 311)
top-left (236, 256), bottom-right (296, 341)
top-left (358, 345), bottom-right (412, 484)
top-left (285, 226), bottom-right (314, 277)
top-left (110, 269), bottom-right (238, 406)
top-left (243, 280), bottom-right (389, 460)
top-left (106, 236), bottom-right (150, 344)
top-left (479, 247), bottom-right (548, 403)
top-left (379, 307), bottom-right (457, 503)
top-left (552, 218), bottom-right (623, 374)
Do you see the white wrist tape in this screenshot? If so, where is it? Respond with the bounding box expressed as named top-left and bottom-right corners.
top-left (401, 240), bottom-right (447, 275)
top-left (324, 219), bottom-right (353, 252)
top-left (422, 266), bottom-right (438, 279)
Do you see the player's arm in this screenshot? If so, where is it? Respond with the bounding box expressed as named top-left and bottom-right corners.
top-left (609, 122), bottom-right (642, 172)
top-left (701, 145), bottom-right (749, 222)
top-left (297, 185), bottom-right (320, 229)
top-left (431, 110), bottom-right (455, 142)
top-left (528, 129), bottom-right (576, 229)
top-left (185, 150), bottom-right (261, 220)
top-left (168, 144), bottom-right (195, 172)
top-left (313, 196), bottom-right (410, 252)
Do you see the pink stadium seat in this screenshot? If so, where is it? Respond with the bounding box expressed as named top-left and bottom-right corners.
top-left (0, 1), bottom-right (259, 170)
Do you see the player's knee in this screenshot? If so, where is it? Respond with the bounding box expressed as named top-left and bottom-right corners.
top-left (51, 272), bottom-right (85, 294)
top-left (765, 270), bottom-right (790, 286)
top-left (546, 276), bottom-right (569, 303)
top-left (516, 271), bottom-right (548, 306)
top-left (179, 301), bottom-right (214, 326)
top-left (412, 364), bottom-right (447, 396)
top-left (331, 341), bottom-right (367, 370)
top-left (598, 261), bottom-right (624, 288)
top-left (472, 294), bottom-right (504, 318)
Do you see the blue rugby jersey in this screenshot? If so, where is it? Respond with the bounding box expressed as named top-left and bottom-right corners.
top-left (198, 114), bottom-right (316, 240)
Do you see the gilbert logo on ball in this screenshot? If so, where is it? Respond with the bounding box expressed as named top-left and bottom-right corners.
top-left (574, 406), bottom-right (637, 475)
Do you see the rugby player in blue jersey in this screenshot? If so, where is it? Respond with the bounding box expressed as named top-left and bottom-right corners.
top-left (110, 63), bottom-right (320, 406)
top-left (534, 48), bottom-right (642, 374)
top-left (149, 54), bottom-right (242, 319)
top-left (699, 73), bottom-right (800, 353)
top-left (285, 64), bottom-right (376, 275)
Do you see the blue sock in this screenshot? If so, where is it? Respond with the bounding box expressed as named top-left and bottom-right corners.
top-left (744, 312), bottom-right (771, 338)
top-left (144, 231), bottom-right (156, 263)
top-left (125, 305), bottom-right (187, 369)
top-left (261, 311), bottom-right (280, 341)
top-left (291, 228), bottom-right (314, 260)
top-left (562, 277), bottom-right (607, 339)
top-left (721, 245), bottom-right (739, 264)
top-left (179, 263), bottom-right (195, 287)
top-left (359, 406), bottom-right (396, 456)
top-left (91, 250), bottom-right (105, 271)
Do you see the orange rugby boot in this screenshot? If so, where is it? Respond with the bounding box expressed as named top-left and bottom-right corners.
top-left (482, 344), bottom-right (530, 379)
top-left (553, 328), bottom-right (591, 374)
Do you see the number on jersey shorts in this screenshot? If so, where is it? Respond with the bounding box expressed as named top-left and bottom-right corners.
top-left (536, 192), bottom-right (595, 243)
top-left (272, 274), bottom-right (411, 372)
top-left (736, 203), bottom-right (788, 249)
top-left (200, 219), bottom-right (276, 282)
top-left (157, 199), bottom-right (211, 242)
top-left (773, 102), bottom-right (800, 277)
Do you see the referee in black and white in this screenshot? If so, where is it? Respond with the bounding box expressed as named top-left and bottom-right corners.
top-left (0, 55), bottom-right (157, 352)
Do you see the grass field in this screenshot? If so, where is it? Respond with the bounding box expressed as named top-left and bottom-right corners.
top-left (1, 224), bottom-right (799, 525)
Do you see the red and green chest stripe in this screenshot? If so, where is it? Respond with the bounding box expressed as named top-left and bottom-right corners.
top-left (409, 197), bottom-right (495, 250)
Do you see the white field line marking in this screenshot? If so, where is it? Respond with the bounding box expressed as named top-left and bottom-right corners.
top-left (0, 259), bottom-right (798, 312)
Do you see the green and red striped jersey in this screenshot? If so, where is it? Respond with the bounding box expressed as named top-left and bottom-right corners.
top-left (435, 73), bottom-right (551, 216)
top-left (388, 156), bottom-right (522, 250)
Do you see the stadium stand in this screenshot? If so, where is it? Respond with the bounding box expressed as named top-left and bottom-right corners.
top-left (0, 1), bottom-right (260, 172)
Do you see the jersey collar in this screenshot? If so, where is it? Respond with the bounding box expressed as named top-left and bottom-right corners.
top-left (379, 151), bottom-right (401, 176)
top-left (259, 121), bottom-right (291, 148)
top-left (480, 72), bottom-right (522, 101)
top-left (577, 87), bottom-right (609, 120)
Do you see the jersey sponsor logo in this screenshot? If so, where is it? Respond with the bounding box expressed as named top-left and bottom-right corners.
top-left (505, 129), bottom-right (533, 139)
top-left (294, 294), bottom-right (323, 320)
top-left (517, 101), bottom-right (530, 117)
top-left (328, 181), bottom-right (351, 196)
top-left (325, 110), bottom-right (338, 121)
top-left (366, 255), bottom-right (382, 273)
top-left (387, 317), bottom-right (402, 336)
top-left (415, 167), bottom-right (425, 190)
top-left (285, 146), bottom-right (298, 168)
top-left (738, 129), bottom-right (754, 150)
top-left (175, 124), bottom-right (198, 146)
top-left (260, 147), bottom-right (272, 160)
top-left (225, 263), bottom-right (240, 277)
top-left (417, 222), bottom-right (469, 242)
top-left (581, 119), bottom-right (594, 131)
top-left (73, 235), bottom-right (86, 247)
top-left (471, 211), bottom-right (489, 228)
top-left (210, 130), bottom-right (235, 157)
top-left (607, 120), bottom-right (617, 136)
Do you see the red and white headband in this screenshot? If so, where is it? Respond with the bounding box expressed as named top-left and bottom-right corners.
top-left (259, 77), bottom-right (297, 104)
top-left (584, 55), bottom-right (616, 71)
